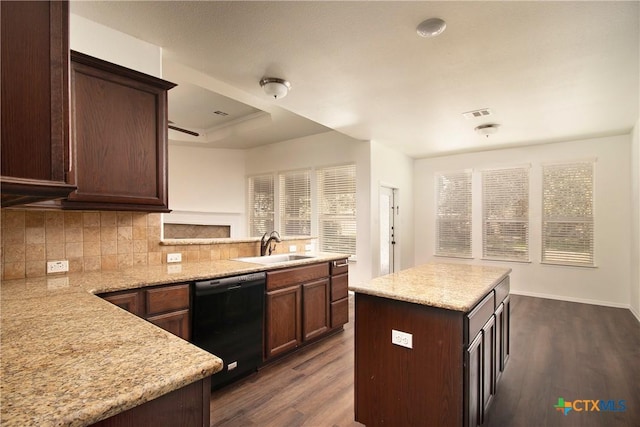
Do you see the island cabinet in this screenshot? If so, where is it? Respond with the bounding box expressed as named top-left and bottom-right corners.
top-left (264, 260), bottom-right (349, 361)
top-left (63, 50), bottom-right (176, 212)
top-left (353, 263), bottom-right (510, 427)
top-left (0, 0), bottom-right (77, 206)
top-left (100, 283), bottom-right (190, 341)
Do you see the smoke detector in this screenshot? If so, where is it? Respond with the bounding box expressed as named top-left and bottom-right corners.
top-left (475, 124), bottom-right (500, 137)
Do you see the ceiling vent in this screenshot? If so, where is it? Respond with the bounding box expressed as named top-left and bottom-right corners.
top-left (213, 110), bottom-right (229, 116)
top-left (462, 108), bottom-right (492, 119)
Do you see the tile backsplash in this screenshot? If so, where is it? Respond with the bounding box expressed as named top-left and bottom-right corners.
top-left (0, 209), bottom-right (313, 280)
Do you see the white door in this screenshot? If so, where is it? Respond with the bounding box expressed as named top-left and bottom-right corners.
top-left (379, 186), bottom-right (396, 276)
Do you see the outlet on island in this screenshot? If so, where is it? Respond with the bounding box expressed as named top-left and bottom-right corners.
top-left (167, 253), bottom-right (182, 263)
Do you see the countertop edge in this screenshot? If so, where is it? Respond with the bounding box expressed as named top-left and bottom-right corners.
top-left (349, 264), bottom-right (511, 312)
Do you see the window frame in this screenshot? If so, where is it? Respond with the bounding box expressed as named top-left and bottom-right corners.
top-left (317, 163), bottom-right (357, 256)
top-left (481, 166), bottom-right (530, 262)
top-left (541, 160), bottom-right (596, 267)
top-left (434, 169), bottom-right (473, 258)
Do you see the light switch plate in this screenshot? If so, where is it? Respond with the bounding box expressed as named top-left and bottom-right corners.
top-left (392, 329), bottom-right (413, 349)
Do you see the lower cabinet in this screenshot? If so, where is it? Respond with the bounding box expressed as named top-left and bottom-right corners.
top-left (264, 260), bottom-right (348, 361)
top-left (464, 278), bottom-right (510, 427)
top-left (302, 278), bottom-right (330, 341)
top-left (265, 284), bottom-right (302, 358)
top-left (100, 283), bottom-right (190, 341)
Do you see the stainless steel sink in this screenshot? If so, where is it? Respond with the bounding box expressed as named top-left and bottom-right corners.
top-left (233, 254), bottom-right (316, 265)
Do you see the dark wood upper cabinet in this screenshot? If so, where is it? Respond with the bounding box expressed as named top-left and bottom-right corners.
top-left (1, 0), bottom-right (77, 206)
top-left (64, 51), bottom-right (176, 212)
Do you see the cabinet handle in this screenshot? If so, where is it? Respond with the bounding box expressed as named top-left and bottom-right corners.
top-left (333, 260), bottom-right (349, 268)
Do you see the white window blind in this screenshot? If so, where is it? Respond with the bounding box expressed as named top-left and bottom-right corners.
top-left (247, 174), bottom-right (274, 237)
top-left (317, 164), bottom-right (356, 256)
top-left (482, 167), bottom-right (530, 261)
top-left (435, 170), bottom-right (472, 258)
top-left (542, 161), bottom-right (595, 266)
top-left (279, 170), bottom-right (311, 236)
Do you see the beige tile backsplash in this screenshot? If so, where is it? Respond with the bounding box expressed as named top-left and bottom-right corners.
top-left (1, 209), bottom-right (312, 280)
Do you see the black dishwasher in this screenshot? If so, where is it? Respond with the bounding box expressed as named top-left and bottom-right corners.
top-left (192, 272), bottom-right (266, 390)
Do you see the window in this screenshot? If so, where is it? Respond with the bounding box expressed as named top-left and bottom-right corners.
top-left (435, 170), bottom-right (472, 257)
top-left (542, 161), bottom-right (595, 266)
top-left (247, 174), bottom-right (275, 237)
top-left (482, 167), bottom-right (530, 261)
top-left (317, 164), bottom-right (356, 256)
top-left (279, 169), bottom-right (311, 236)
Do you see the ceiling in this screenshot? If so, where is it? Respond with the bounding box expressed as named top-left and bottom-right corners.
top-left (70, 1), bottom-right (639, 158)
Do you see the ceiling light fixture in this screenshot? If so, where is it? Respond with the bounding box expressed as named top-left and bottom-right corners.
top-left (416, 18), bottom-right (447, 38)
top-left (260, 77), bottom-right (291, 99)
top-left (475, 124), bottom-right (500, 137)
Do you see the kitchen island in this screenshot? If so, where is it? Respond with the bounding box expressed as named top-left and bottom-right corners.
top-left (350, 262), bottom-right (511, 427)
top-left (0, 253), bottom-right (347, 426)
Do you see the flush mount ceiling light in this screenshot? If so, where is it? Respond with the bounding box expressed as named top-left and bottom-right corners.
top-left (416, 18), bottom-right (447, 38)
top-left (260, 77), bottom-right (291, 99)
top-left (475, 124), bottom-right (500, 137)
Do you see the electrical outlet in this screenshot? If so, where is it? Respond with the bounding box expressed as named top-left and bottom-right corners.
top-left (391, 329), bottom-right (413, 349)
top-left (167, 253), bottom-right (182, 263)
top-left (47, 260), bottom-right (69, 274)
top-left (305, 244), bottom-right (313, 251)
top-left (289, 245), bottom-right (297, 253)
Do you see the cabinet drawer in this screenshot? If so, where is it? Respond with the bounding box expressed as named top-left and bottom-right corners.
top-left (331, 297), bottom-right (349, 328)
top-left (330, 259), bottom-right (349, 275)
top-left (466, 291), bottom-right (495, 345)
top-left (267, 262), bottom-right (329, 290)
top-left (494, 276), bottom-right (510, 307)
top-left (145, 284), bottom-right (190, 316)
top-left (331, 273), bottom-right (348, 302)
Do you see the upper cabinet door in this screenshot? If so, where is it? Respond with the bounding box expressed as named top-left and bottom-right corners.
top-left (64, 51), bottom-right (176, 212)
top-left (0, 0), bottom-right (76, 206)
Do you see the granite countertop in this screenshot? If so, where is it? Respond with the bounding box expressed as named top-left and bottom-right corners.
top-left (0, 252), bottom-right (348, 426)
top-left (349, 261), bottom-right (511, 312)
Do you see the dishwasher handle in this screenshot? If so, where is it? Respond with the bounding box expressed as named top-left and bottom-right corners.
top-left (195, 272), bottom-right (266, 296)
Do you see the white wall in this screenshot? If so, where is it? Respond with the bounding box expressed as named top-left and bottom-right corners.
top-left (166, 145), bottom-right (246, 237)
top-left (245, 131), bottom-right (371, 286)
top-left (70, 14), bottom-right (162, 77)
top-left (370, 141), bottom-right (415, 276)
top-left (414, 135), bottom-right (632, 308)
top-left (631, 119), bottom-right (640, 320)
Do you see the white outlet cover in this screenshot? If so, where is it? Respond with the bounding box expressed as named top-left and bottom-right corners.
top-left (167, 253), bottom-right (182, 263)
top-left (47, 260), bottom-right (69, 274)
top-left (289, 245), bottom-right (297, 252)
top-left (391, 329), bottom-right (413, 349)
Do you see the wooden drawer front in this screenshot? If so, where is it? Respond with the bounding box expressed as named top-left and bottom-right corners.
top-left (494, 276), bottom-right (510, 307)
top-left (331, 273), bottom-right (349, 302)
top-left (145, 284), bottom-right (190, 316)
top-left (466, 291), bottom-right (495, 345)
top-left (330, 259), bottom-right (349, 275)
top-left (331, 298), bottom-right (349, 328)
top-left (266, 262), bottom-right (329, 291)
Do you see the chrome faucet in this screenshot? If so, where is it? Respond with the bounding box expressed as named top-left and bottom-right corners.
top-left (260, 231), bottom-right (281, 256)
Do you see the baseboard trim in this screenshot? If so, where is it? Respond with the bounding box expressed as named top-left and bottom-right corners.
top-left (630, 305), bottom-right (640, 323)
top-left (510, 290), bottom-right (630, 310)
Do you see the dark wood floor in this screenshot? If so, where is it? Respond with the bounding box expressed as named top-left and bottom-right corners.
top-left (210, 294), bottom-right (640, 426)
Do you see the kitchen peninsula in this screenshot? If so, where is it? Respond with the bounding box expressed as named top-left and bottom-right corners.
top-left (0, 253), bottom-right (347, 426)
top-left (350, 262), bottom-right (512, 427)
